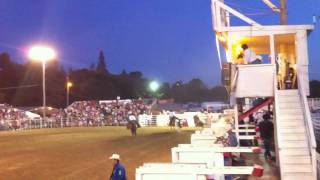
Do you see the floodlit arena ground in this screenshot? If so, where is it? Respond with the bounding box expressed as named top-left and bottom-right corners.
top-left (0, 127), bottom-right (279, 180)
top-left (0, 127), bottom-right (195, 180)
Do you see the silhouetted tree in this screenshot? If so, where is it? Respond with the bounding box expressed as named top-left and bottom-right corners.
top-left (89, 63), bottom-right (95, 70)
top-left (129, 71), bottom-right (142, 79)
top-left (310, 80), bottom-right (320, 97)
top-left (121, 69), bottom-right (127, 76)
top-left (96, 50), bottom-right (108, 75)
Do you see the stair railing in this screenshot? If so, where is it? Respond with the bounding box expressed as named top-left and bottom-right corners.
top-left (297, 74), bottom-right (317, 179)
top-left (272, 64), bottom-right (285, 178)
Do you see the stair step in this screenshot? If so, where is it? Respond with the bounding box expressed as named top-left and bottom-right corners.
top-left (282, 164), bottom-right (313, 173)
top-left (278, 133), bottom-right (307, 141)
top-left (279, 128), bottom-right (306, 134)
top-left (277, 90), bottom-right (299, 96)
top-left (280, 149), bottom-right (310, 156)
top-left (278, 97), bottom-right (300, 103)
top-left (280, 141), bottom-right (308, 148)
top-left (278, 121), bottom-right (305, 127)
top-left (277, 109), bottom-right (303, 115)
top-left (279, 114), bottom-right (304, 121)
top-left (282, 173), bottom-right (314, 180)
top-left (278, 103), bottom-right (302, 109)
top-left (281, 156), bottom-right (311, 164)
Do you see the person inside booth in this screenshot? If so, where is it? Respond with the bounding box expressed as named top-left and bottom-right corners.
top-left (241, 44), bottom-right (262, 64)
top-left (284, 67), bottom-right (296, 89)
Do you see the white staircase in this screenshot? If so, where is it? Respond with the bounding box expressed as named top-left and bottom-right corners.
top-left (276, 90), bottom-right (316, 180)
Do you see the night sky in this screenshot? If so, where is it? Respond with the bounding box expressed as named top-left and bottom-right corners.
top-left (0, 0), bottom-right (319, 86)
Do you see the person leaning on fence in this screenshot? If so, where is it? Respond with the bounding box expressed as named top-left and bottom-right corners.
top-left (109, 154), bottom-right (127, 180)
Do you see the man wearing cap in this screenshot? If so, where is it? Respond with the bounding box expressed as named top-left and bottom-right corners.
top-left (109, 154), bottom-right (127, 180)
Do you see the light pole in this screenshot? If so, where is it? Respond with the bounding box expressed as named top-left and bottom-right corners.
top-left (66, 81), bottom-right (73, 107)
top-left (148, 81), bottom-right (160, 115)
top-left (28, 45), bottom-right (56, 128)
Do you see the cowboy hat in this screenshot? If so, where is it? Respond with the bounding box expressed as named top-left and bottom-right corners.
top-left (109, 154), bottom-right (120, 160)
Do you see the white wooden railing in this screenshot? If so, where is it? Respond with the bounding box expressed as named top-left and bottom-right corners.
top-left (297, 75), bottom-right (317, 179)
top-left (273, 63), bottom-right (282, 173)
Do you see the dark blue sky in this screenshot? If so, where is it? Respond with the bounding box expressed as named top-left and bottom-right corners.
top-left (0, 0), bottom-right (319, 86)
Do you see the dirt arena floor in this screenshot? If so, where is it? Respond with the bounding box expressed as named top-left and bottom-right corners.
top-left (0, 127), bottom-right (196, 180)
top-left (0, 126), bottom-right (279, 180)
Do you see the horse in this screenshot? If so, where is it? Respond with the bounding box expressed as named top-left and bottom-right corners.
top-left (126, 120), bottom-right (137, 136)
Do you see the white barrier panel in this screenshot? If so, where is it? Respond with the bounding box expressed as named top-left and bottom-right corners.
top-left (172, 146), bottom-right (260, 166)
top-left (138, 114), bottom-right (152, 127)
top-left (155, 114), bottom-right (169, 126)
top-left (172, 147), bottom-right (224, 168)
top-left (178, 143), bottom-right (223, 148)
top-left (136, 165), bottom-right (208, 180)
top-left (190, 134), bottom-right (217, 145)
top-left (173, 146), bottom-right (261, 154)
top-left (136, 163), bottom-right (258, 180)
top-left (197, 128), bottom-right (256, 134)
top-left (138, 112), bottom-right (222, 127)
top-left (235, 64), bottom-right (274, 98)
top-left (193, 129), bottom-right (256, 143)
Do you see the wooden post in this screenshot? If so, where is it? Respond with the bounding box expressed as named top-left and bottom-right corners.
top-left (280, 0), bottom-right (287, 25)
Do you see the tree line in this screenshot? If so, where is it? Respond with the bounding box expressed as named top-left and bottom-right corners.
top-left (0, 51), bottom-right (229, 108)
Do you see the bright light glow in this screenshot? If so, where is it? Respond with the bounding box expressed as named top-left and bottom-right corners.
top-left (67, 82), bottom-right (73, 88)
top-left (293, 64), bottom-right (297, 69)
top-left (28, 45), bottom-right (56, 62)
top-left (149, 81), bottom-right (160, 92)
top-left (217, 34), bottom-right (226, 42)
top-left (230, 36), bottom-right (246, 44)
top-left (235, 44), bottom-right (243, 55)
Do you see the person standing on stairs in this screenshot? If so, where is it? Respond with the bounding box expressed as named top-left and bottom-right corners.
top-left (258, 113), bottom-right (274, 160)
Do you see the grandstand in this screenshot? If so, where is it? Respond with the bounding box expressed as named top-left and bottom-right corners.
top-left (0, 99), bottom-right (152, 130)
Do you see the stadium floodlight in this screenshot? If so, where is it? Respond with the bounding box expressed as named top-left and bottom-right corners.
top-left (28, 46), bottom-right (56, 62)
top-left (66, 81), bottom-right (73, 107)
top-left (28, 45), bottom-right (56, 128)
top-left (149, 81), bottom-right (160, 92)
top-left (67, 82), bottom-right (73, 88)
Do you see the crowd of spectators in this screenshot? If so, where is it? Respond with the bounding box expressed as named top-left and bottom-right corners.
top-left (0, 104), bottom-right (30, 130)
top-left (63, 99), bottom-right (150, 126)
top-left (0, 99), bottom-right (151, 130)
